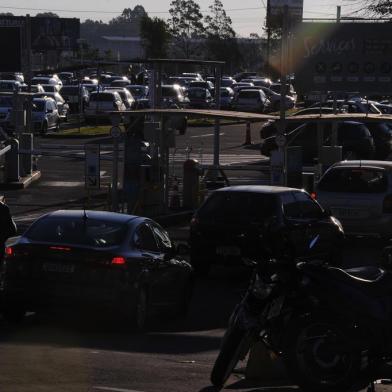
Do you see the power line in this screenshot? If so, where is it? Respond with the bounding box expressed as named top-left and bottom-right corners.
top-left (0, 5), bottom-right (268, 15)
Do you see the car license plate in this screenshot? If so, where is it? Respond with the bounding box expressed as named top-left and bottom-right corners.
top-left (42, 262), bottom-right (75, 273)
top-left (216, 246), bottom-right (241, 257)
top-left (267, 296), bottom-right (285, 320)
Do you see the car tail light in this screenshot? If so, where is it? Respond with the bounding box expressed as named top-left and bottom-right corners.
top-left (49, 246), bottom-right (71, 251)
top-left (310, 192), bottom-right (317, 200)
top-left (383, 194), bottom-right (392, 213)
top-left (111, 256), bottom-right (126, 265)
top-left (5, 246), bottom-right (13, 257)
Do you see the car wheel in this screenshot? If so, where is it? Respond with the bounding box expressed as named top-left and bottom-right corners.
top-left (133, 287), bottom-right (149, 332)
top-left (2, 307), bottom-right (26, 324)
top-left (41, 122), bottom-right (48, 135)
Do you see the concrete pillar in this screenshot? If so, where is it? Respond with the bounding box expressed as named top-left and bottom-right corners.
top-left (183, 159), bottom-right (200, 210)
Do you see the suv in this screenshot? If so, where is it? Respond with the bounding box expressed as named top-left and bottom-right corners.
top-left (32, 98), bottom-right (60, 134)
top-left (190, 186), bottom-right (344, 274)
top-left (84, 91), bottom-right (126, 124)
top-left (316, 161), bottom-right (392, 238)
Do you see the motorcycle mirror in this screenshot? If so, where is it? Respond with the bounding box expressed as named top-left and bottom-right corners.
top-left (309, 234), bottom-right (320, 250)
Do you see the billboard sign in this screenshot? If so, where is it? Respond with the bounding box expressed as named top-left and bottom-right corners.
top-left (0, 26), bottom-right (21, 72)
top-left (294, 22), bottom-right (392, 95)
top-left (267, 0), bottom-right (303, 27)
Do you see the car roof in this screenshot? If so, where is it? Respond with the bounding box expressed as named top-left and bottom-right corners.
top-left (215, 185), bottom-right (301, 194)
top-left (44, 210), bottom-right (140, 223)
top-left (331, 160), bottom-right (392, 170)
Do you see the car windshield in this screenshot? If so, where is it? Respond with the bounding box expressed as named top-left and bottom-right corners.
top-left (90, 93), bottom-right (115, 102)
top-left (0, 97), bottom-right (12, 107)
top-left (198, 192), bottom-right (277, 223)
top-left (25, 217), bottom-right (128, 247)
top-left (318, 168), bottom-right (388, 193)
top-left (32, 101), bottom-right (45, 112)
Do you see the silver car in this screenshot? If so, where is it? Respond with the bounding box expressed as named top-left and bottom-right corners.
top-left (315, 160), bottom-right (392, 238)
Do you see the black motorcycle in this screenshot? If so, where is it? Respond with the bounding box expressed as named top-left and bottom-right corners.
top-left (211, 237), bottom-right (392, 392)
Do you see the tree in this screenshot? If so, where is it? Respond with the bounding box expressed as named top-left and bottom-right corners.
top-left (140, 16), bottom-right (171, 58)
top-left (204, 0), bottom-right (240, 72)
top-left (109, 5), bottom-right (147, 24)
top-left (35, 12), bottom-right (59, 17)
top-left (168, 0), bottom-right (205, 58)
top-left (0, 12), bottom-right (14, 16)
top-left (204, 0), bottom-right (235, 39)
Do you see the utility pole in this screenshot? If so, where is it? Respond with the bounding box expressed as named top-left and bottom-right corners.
top-left (25, 14), bottom-right (33, 134)
top-left (337, 6), bottom-right (341, 22)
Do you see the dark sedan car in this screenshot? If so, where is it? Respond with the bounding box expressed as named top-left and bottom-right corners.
top-left (187, 87), bottom-right (214, 109)
top-left (1, 210), bottom-right (193, 329)
top-left (190, 186), bottom-right (344, 275)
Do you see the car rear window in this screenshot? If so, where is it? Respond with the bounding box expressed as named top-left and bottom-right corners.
top-left (25, 217), bottom-right (128, 248)
top-left (90, 93), bottom-right (115, 102)
top-left (239, 90), bottom-right (260, 99)
top-left (318, 167), bottom-right (388, 193)
top-left (198, 192), bottom-right (277, 223)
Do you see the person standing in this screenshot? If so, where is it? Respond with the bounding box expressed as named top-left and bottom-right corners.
top-left (0, 199), bottom-right (17, 260)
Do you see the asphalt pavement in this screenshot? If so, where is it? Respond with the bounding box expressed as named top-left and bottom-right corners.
top-left (0, 122), bottom-right (390, 391)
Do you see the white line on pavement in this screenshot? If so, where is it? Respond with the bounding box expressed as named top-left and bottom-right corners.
top-left (190, 132), bottom-right (225, 138)
top-left (94, 387), bottom-right (143, 392)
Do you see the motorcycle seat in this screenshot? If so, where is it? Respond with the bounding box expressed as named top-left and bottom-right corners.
top-left (328, 266), bottom-right (391, 293)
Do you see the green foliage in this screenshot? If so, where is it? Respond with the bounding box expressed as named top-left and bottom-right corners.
top-left (140, 16), bottom-right (171, 58)
top-left (35, 12), bottom-right (59, 18)
top-left (168, 0), bottom-right (205, 58)
top-left (205, 0), bottom-right (235, 39)
top-left (367, 0), bottom-right (392, 14)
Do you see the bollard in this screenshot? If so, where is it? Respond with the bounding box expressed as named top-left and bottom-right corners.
top-left (5, 138), bottom-right (20, 183)
top-left (183, 159), bottom-right (200, 210)
top-left (243, 122), bottom-right (252, 145)
top-left (19, 133), bottom-right (33, 177)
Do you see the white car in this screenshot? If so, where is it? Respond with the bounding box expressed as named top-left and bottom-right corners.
top-left (32, 76), bottom-right (62, 87)
top-left (234, 89), bottom-right (269, 113)
top-left (84, 91), bottom-right (126, 123)
top-left (315, 160), bottom-right (392, 238)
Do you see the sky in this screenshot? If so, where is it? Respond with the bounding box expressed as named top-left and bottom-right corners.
top-left (1, 0), bottom-right (359, 37)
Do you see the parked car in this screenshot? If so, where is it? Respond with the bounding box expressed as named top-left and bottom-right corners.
top-left (85, 91), bottom-right (126, 124)
top-left (126, 85), bottom-right (149, 109)
top-left (189, 80), bottom-right (214, 94)
top-left (310, 99), bottom-right (381, 115)
top-left (41, 84), bottom-right (61, 93)
top-left (20, 84), bottom-right (45, 93)
top-left (60, 85), bottom-right (89, 113)
top-left (233, 72), bottom-right (257, 82)
top-left (1, 210), bottom-right (193, 328)
top-left (32, 76), bottom-right (61, 87)
top-left (259, 86), bottom-right (295, 111)
top-left (58, 72), bottom-right (74, 85)
top-left (186, 87), bottom-right (214, 109)
top-left (234, 89), bottom-right (269, 113)
top-left (34, 92), bottom-right (69, 121)
top-left (104, 87), bottom-right (136, 110)
top-left (110, 78), bottom-right (131, 88)
top-left (242, 78), bottom-right (272, 88)
top-left (190, 185), bottom-right (344, 274)
top-left (261, 121), bottom-right (375, 163)
top-left (315, 161), bottom-right (392, 238)
top-left (220, 87), bottom-right (235, 110)
top-left (182, 72), bottom-right (203, 81)
top-left (0, 80), bottom-right (23, 92)
top-left (270, 83), bottom-right (297, 103)
top-left (32, 98), bottom-right (60, 134)
top-left (161, 85), bottom-right (190, 108)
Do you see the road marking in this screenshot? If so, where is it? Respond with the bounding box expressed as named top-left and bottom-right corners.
top-left (190, 132), bottom-right (225, 138)
top-left (94, 387), bottom-right (143, 392)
